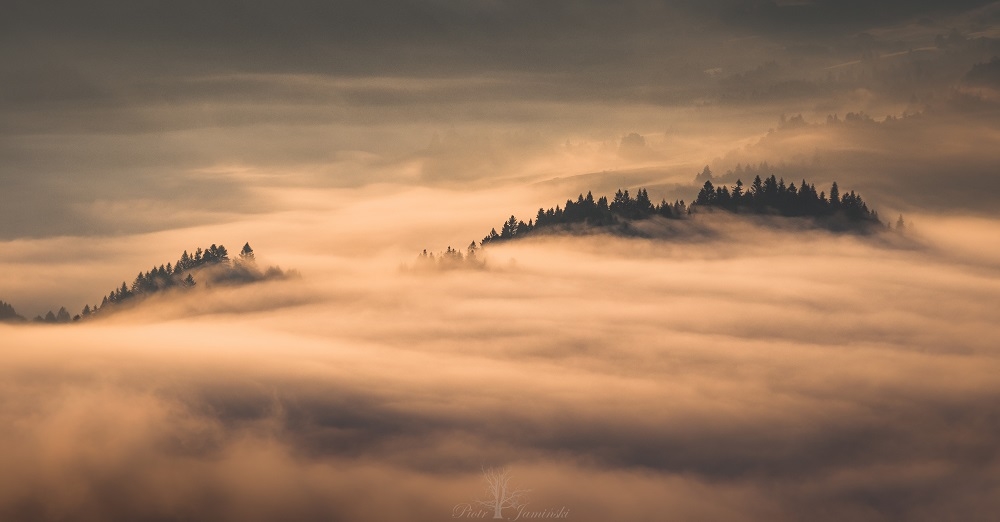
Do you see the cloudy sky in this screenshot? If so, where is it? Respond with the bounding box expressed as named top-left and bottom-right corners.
top-left (2, 1), bottom-right (1000, 521)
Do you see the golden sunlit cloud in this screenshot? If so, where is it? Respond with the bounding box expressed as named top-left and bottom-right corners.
top-left (2, 1), bottom-right (1000, 520)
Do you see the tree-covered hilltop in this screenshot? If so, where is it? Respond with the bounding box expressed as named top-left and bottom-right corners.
top-left (3, 242), bottom-right (294, 325)
top-left (98, 243), bottom-right (236, 310)
top-left (694, 175), bottom-right (881, 224)
top-left (91, 242), bottom-right (289, 317)
top-left (477, 175), bottom-right (886, 247)
top-left (481, 189), bottom-right (687, 245)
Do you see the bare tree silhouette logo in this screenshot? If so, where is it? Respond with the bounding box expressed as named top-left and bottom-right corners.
top-left (451, 466), bottom-right (569, 520)
top-left (477, 466), bottom-right (530, 519)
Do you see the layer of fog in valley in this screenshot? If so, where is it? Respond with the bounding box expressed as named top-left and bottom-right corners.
top-left (1, 190), bottom-right (998, 521)
top-left (3, 1), bottom-right (1000, 520)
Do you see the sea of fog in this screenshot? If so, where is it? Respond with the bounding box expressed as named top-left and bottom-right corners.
top-left (1, 190), bottom-right (998, 521)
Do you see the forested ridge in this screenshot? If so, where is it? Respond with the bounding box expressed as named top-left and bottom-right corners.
top-left (3, 177), bottom-right (903, 314)
top-left (1, 242), bottom-right (292, 325)
top-left (479, 174), bottom-right (884, 246)
top-left (416, 173), bottom-right (902, 268)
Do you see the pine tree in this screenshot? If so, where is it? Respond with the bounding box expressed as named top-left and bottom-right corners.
top-left (696, 180), bottom-right (715, 205)
top-left (515, 220), bottom-right (529, 236)
top-left (239, 242), bottom-right (255, 262)
top-left (482, 228), bottom-right (500, 245)
top-left (500, 216), bottom-right (518, 239)
top-left (732, 179), bottom-right (744, 204)
top-left (0, 300), bottom-right (21, 320)
top-left (636, 188), bottom-right (653, 214)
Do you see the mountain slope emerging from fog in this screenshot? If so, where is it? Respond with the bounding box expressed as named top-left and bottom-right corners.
top-left (480, 176), bottom-right (885, 247)
top-left (7, 242), bottom-right (295, 324)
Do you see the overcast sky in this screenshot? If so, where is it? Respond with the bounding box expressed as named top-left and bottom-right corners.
top-left (3, 0), bottom-right (1000, 238)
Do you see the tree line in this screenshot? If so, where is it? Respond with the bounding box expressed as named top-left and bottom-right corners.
top-left (1, 242), bottom-right (275, 324)
top-left (101, 243), bottom-right (242, 309)
top-left (474, 174), bottom-right (888, 248)
top-left (481, 189), bottom-right (688, 245)
top-left (0, 300), bottom-right (25, 323)
top-left (411, 243), bottom-right (486, 270)
top-left (694, 175), bottom-right (881, 223)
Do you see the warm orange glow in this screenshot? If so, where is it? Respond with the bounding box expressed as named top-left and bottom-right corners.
top-left (3, 1), bottom-right (1000, 519)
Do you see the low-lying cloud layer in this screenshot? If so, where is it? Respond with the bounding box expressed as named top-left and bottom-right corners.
top-left (2, 200), bottom-right (999, 521)
top-left (3, 1), bottom-right (999, 520)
